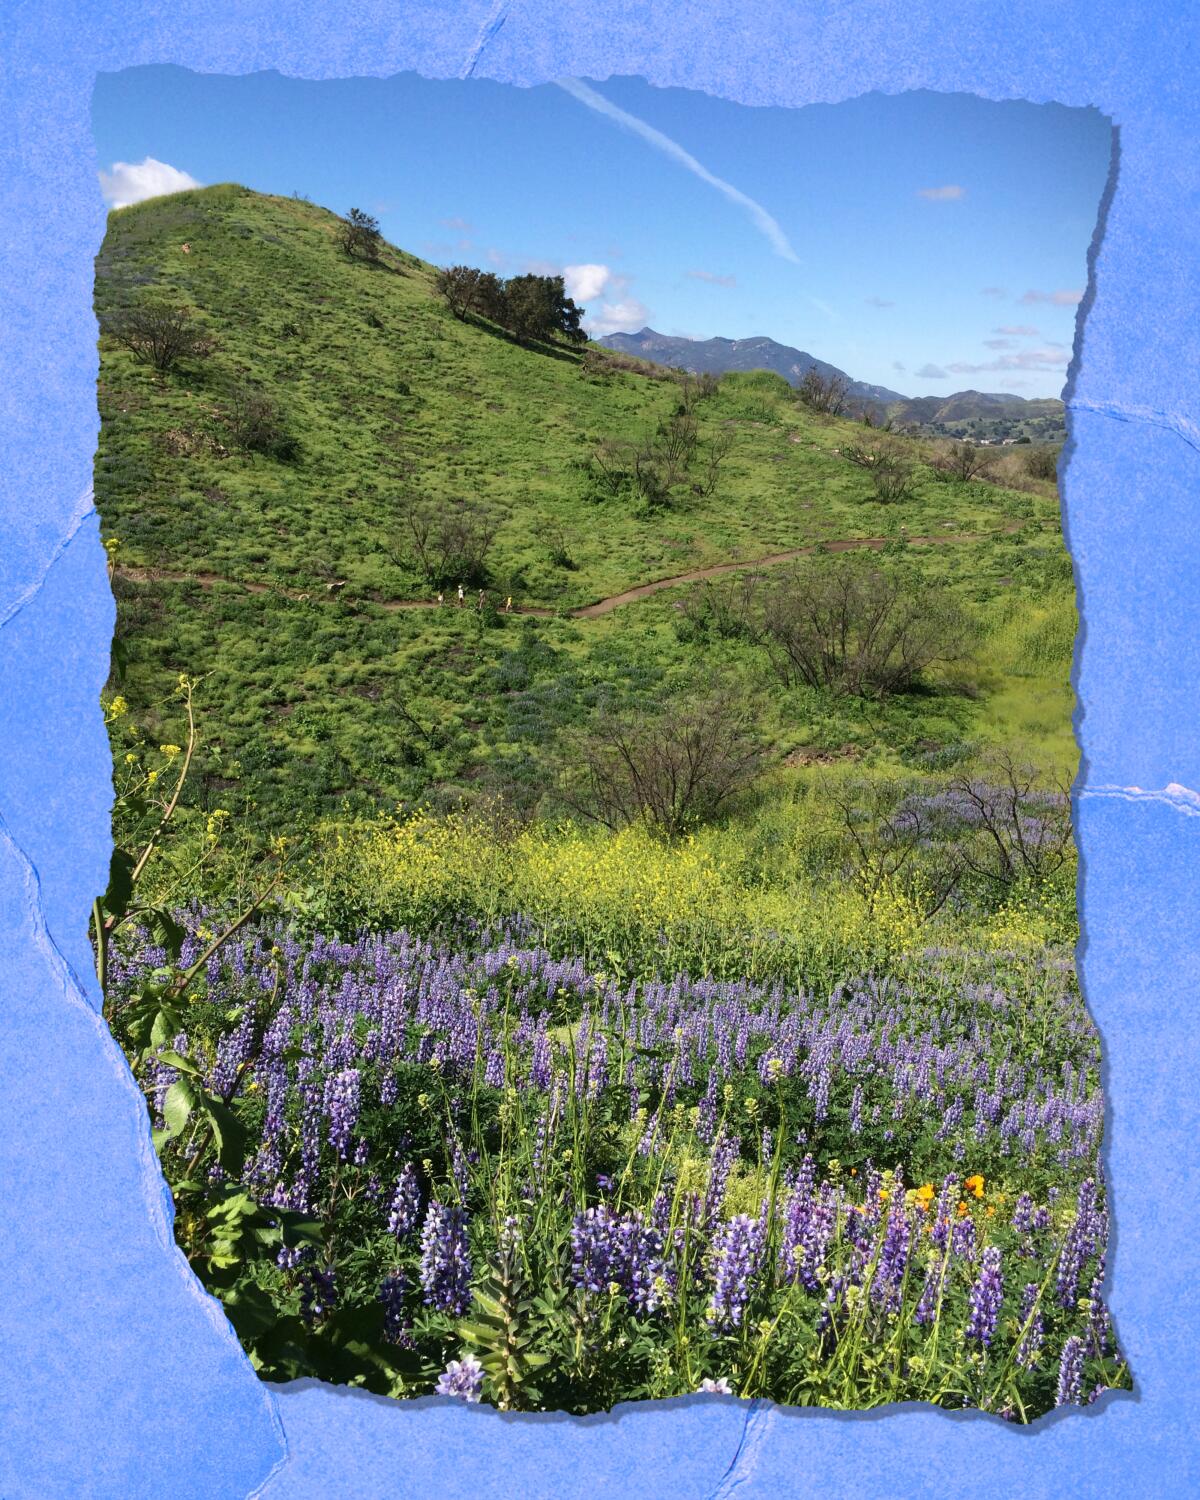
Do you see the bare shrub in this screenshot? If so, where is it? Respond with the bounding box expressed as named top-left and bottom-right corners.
top-left (796, 368), bottom-right (849, 416)
top-left (830, 776), bottom-right (965, 919)
top-left (762, 557), bottom-right (971, 697)
top-left (942, 749), bottom-right (1073, 891)
top-left (103, 303), bottom-right (216, 373)
top-left (931, 440), bottom-right (995, 483)
top-left (654, 409), bottom-right (699, 486)
top-left (220, 384), bottom-right (298, 461)
top-left (676, 370), bottom-right (720, 412)
top-left (697, 427), bottom-right (735, 497)
top-left (564, 692), bottom-right (764, 836)
top-left (386, 497), bottom-right (500, 588)
top-left (679, 573), bottom-right (763, 643)
top-left (840, 436), bottom-right (915, 502)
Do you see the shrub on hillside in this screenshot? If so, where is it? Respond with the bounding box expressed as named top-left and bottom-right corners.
top-left (435, 264), bottom-right (485, 320)
top-left (390, 496), bottom-right (499, 589)
top-left (796, 367), bottom-right (849, 416)
top-left (1023, 443), bottom-right (1061, 481)
top-left (561, 691), bottom-right (764, 836)
top-left (339, 207), bottom-right (382, 260)
top-left (930, 440), bottom-right (995, 483)
top-left (762, 557), bottom-right (971, 697)
top-left (219, 383), bottom-right (299, 461)
top-left (840, 436), bottom-right (915, 503)
top-left (103, 302), bottom-right (217, 374)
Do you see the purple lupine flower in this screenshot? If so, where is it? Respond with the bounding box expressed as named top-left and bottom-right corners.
top-left (388, 1162), bottom-right (422, 1239)
top-left (1016, 1282), bottom-right (1044, 1368)
top-left (299, 1266), bottom-right (336, 1326)
top-left (451, 1138), bottom-right (472, 1204)
top-left (209, 1005), bottom-right (256, 1100)
top-left (1055, 1335), bottom-right (1085, 1407)
top-left (276, 1243), bottom-right (309, 1272)
top-left (871, 1192), bottom-right (912, 1314)
top-left (323, 1067), bottom-right (361, 1160)
top-left (435, 1353), bottom-right (484, 1402)
top-left (965, 1246), bottom-right (1004, 1348)
top-left (570, 1205), bottom-right (667, 1314)
top-left (707, 1215), bottom-right (766, 1332)
top-left (1088, 1259), bottom-right (1113, 1356)
top-left (703, 1130), bottom-right (740, 1225)
top-left (571, 1204), bottom-right (620, 1294)
top-left (952, 1216), bottom-right (978, 1261)
top-left (420, 1200), bottom-right (473, 1315)
top-left (913, 1258), bottom-right (942, 1325)
top-left (1057, 1178), bottom-right (1101, 1309)
top-left (380, 1272), bottom-right (413, 1347)
top-left (698, 1377), bottom-right (733, 1394)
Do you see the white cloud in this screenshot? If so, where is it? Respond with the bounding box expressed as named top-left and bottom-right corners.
top-left (918, 185), bottom-right (965, 201)
top-left (865, 296), bottom-right (894, 309)
top-left (1019, 288), bottom-right (1084, 306)
top-left (556, 77), bottom-right (799, 264)
top-left (981, 286), bottom-right (1007, 298)
top-left (946, 346), bottom-right (1071, 374)
top-left (563, 263), bottom-right (614, 302)
top-left (98, 157), bottom-right (202, 210)
top-left (983, 338), bottom-right (1014, 350)
top-left (915, 362), bottom-right (949, 379)
top-left (440, 215), bottom-right (473, 232)
top-left (892, 360), bottom-right (907, 373)
top-left (994, 324), bottom-right (1039, 336)
top-left (587, 296), bottom-right (651, 336)
top-left (687, 269), bottom-right (737, 287)
top-left (561, 262), bottom-right (650, 336)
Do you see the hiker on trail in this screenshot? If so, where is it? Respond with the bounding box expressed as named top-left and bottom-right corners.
top-left (477, 588), bottom-right (486, 613)
top-left (457, 583), bottom-right (464, 607)
top-left (505, 595), bottom-right (512, 614)
top-left (436, 591), bottom-right (443, 607)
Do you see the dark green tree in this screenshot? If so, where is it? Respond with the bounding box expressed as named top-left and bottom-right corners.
top-left (339, 207), bottom-right (382, 260)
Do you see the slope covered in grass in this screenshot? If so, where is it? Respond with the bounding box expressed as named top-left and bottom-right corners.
top-left (95, 185), bottom-right (1073, 824)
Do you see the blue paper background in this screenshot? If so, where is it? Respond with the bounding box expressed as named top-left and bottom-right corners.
top-left (3, 3), bottom-right (1198, 1495)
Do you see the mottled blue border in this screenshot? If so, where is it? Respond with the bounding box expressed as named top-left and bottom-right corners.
top-left (3, 3), bottom-right (1198, 1495)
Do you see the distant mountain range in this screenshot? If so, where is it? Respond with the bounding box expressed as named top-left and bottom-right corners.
top-left (598, 327), bottom-right (1064, 440)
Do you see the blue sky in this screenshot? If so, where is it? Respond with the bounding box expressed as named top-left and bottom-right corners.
top-left (92, 68), bottom-right (1111, 399)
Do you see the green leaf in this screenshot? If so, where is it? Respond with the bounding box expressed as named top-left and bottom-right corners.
top-left (144, 906), bottom-right (187, 967)
top-left (156, 1048), bottom-right (199, 1076)
top-left (202, 1094), bottom-right (250, 1174)
top-left (162, 1078), bottom-right (197, 1137)
top-left (101, 848), bottom-right (136, 923)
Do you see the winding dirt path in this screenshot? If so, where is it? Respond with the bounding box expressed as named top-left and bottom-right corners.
top-left (115, 522), bottom-right (1025, 620)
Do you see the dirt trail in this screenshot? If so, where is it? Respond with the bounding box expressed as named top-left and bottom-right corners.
top-left (115, 522), bottom-right (1023, 621)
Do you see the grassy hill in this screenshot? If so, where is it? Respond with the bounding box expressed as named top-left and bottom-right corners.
top-left (95, 185), bottom-right (1075, 826)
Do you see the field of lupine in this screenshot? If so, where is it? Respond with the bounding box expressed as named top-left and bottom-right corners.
top-left (107, 902), bottom-right (1128, 1418)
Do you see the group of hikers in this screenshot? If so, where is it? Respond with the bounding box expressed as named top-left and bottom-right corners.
top-left (434, 584), bottom-right (513, 614)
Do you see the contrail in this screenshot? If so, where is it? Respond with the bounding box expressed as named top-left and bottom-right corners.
top-left (555, 77), bottom-right (799, 265)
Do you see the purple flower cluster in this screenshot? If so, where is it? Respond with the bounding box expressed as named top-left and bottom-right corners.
top-left (387, 1162), bottom-right (422, 1239)
top-left (707, 1215), bottom-right (766, 1332)
top-left (570, 1204), bottom-right (668, 1315)
top-left (436, 1353), bottom-right (484, 1402)
top-left (420, 1200), bottom-right (473, 1316)
top-left (323, 1067), bottom-right (361, 1160)
top-left (965, 1247), bottom-right (1004, 1348)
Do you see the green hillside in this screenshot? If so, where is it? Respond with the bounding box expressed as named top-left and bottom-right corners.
top-left (95, 185), bottom-right (1073, 824)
